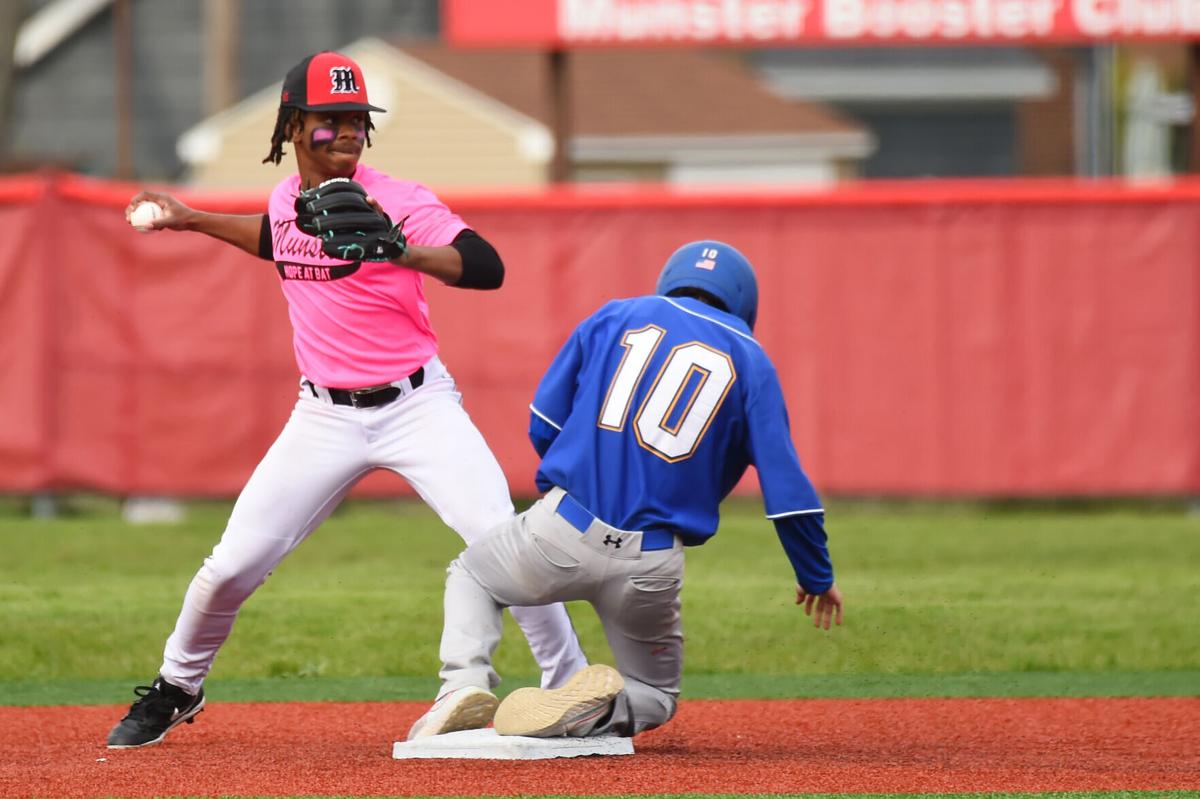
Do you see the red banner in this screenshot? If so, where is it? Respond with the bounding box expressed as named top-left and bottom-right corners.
top-left (1, 173), bottom-right (1199, 498)
top-left (444, 0), bottom-right (1200, 46)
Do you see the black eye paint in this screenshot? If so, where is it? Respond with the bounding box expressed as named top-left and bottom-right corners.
top-left (311, 127), bottom-right (336, 147)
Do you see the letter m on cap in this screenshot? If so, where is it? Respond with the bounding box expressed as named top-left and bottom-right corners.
top-left (330, 67), bottom-right (360, 94)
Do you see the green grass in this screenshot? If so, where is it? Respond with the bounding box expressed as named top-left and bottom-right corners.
top-left (4, 669), bottom-right (1199, 706)
top-left (1, 497), bottom-right (1198, 704)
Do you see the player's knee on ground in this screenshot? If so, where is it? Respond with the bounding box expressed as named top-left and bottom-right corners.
top-left (595, 679), bottom-right (677, 737)
top-left (629, 685), bottom-right (677, 734)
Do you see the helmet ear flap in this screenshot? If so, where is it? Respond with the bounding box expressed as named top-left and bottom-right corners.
top-left (656, 241), bottom-right (758, 330)
top-left (736, 289), bottom-right (758, 331)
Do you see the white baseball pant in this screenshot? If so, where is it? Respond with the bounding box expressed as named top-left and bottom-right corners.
top-left (159, 357), bottom-right (587, 694)
top-left (438, 487), bottom-right (684, 736)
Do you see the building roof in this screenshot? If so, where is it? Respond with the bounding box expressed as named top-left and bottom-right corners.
top-left (754, 47), bottom-right (1057, 102)
top-left (177, 38), bottom-right (871, 188)
top-left (397, 42), bottom-right (862, 138)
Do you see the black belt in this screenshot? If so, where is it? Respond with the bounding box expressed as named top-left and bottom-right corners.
top-left (305, 367), bottom-right (424, 409)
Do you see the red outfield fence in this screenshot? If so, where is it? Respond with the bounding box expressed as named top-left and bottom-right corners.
top-left (1, 172), bottom-right (1198, 498)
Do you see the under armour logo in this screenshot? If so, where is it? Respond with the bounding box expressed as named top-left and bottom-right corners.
top-left (603, 534), bottom-right (624, 548)
top-left (329, 67), bottom-right (360, 95)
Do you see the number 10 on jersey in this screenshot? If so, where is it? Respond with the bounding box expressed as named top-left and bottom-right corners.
top-left (598, 325), bottom-right (736, 462)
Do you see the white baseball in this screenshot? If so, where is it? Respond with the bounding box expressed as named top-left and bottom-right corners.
top-left (129, 201), bottom-right (164, 232)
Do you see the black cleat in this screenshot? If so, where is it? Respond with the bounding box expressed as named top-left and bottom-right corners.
top-left (106, 676), bottom-right (206, 749)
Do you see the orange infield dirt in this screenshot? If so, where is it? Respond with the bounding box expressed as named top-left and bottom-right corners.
top-left (2, 698), bottom-right (1198, 798)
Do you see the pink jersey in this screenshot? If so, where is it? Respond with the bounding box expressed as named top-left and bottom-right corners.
top-left (267, 164), bottom-right (468, 388)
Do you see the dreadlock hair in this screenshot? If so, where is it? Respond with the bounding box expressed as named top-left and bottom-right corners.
top-left (262, 106), bottom-right (376, 165)
top-left (263, 107), bottom-right (301, 165)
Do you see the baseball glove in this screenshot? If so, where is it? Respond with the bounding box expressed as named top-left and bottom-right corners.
top-left (293, 178), bottom-right (408, 262)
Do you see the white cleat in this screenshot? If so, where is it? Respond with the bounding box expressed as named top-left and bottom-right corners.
top-left (407, 686), bottom-right (499, 741)
top-left (494, 664), bottom-right (624, 738)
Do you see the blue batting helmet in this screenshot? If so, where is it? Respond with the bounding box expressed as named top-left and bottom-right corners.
top-left (655, 240), bottom-right (758, 330)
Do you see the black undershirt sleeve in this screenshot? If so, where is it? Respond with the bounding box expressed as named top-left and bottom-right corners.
top-left (450, 229), bottom-right (505, 290)
top-left (257, 214), bottom-right (272, 260)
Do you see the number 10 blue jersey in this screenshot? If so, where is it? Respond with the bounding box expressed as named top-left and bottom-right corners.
top-left (529, 294), bottom-right (833, 592)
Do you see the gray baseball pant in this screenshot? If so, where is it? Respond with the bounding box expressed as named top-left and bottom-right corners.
top-left (438, 487), bottom-right (684, 736)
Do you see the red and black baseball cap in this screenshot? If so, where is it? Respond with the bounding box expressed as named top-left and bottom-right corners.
top-left (280, 51), bottom-right (386, 113)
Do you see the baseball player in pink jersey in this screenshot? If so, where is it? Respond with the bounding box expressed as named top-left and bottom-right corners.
top-left (106, 51), bottom-right (587, 749)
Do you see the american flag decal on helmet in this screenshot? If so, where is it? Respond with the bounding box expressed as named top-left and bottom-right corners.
top-left (695, 247), bottom-right (719, 269)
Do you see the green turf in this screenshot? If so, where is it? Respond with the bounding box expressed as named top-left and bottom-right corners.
top-left (3, 669), bottom-right (1198, 706)
top-left (1, 498), bottom-right (1198, 703)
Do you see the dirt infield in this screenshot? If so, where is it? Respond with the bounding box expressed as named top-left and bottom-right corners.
top-left (2, 698), bottom-right (1198, 798)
